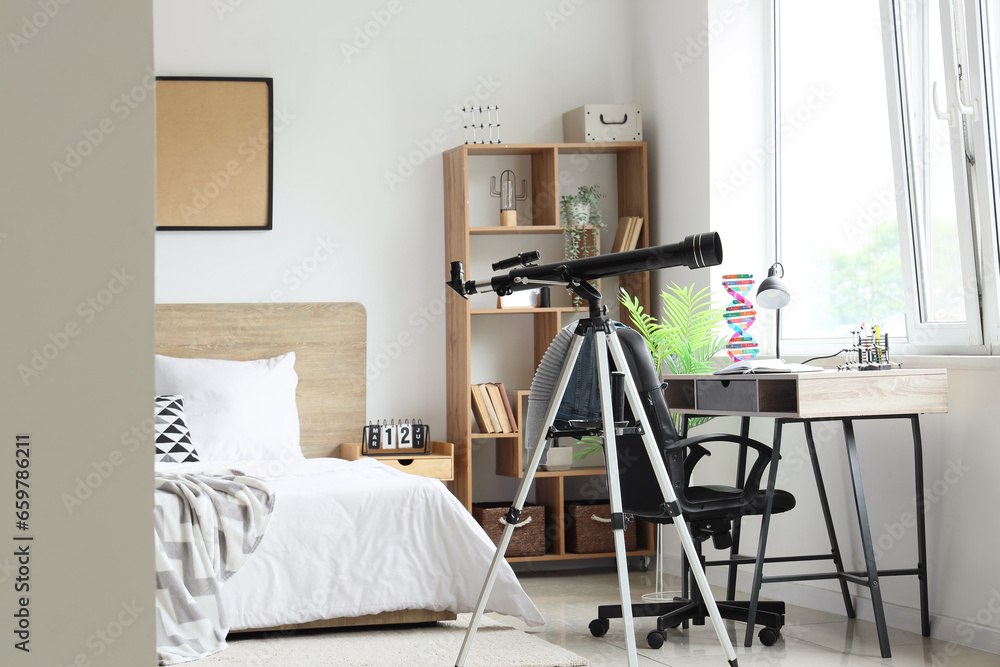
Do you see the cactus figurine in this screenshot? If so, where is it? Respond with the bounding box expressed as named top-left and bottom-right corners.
top-left (490, 169), bottom-right (527, 226)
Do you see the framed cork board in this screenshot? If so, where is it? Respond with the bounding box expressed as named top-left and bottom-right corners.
top-left (155, 76), bottom-right (273, 230)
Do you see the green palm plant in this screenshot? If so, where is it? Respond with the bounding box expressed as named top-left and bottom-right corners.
top-left (573, 282), bottom-right (728, 461)
top-left (619, 283), bottom-right (728, 431)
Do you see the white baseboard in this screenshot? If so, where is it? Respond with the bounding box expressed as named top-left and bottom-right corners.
top-left (654, 553), bottom-right (1000, 657)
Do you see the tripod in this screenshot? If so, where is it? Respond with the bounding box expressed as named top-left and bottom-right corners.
top-left (455, 289), bottom-right (740, 667)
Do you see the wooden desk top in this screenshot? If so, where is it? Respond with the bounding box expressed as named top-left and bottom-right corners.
top-left (663, 368), bottom-right (949, 419)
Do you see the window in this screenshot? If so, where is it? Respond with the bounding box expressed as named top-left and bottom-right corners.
top-left (969, 0), bottom-right (1000, 348)
top-left (710, 0), bottom-right (1000, 355)
top-left (899, 0), bottom-right (968, 324)
top-left (885, 0), bottom-right (983, 350)
top-left (778, 0), bottom-right (907, 347)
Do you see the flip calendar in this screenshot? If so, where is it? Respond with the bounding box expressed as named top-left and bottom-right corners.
top-left (362, 419), bottom-right (431, 456)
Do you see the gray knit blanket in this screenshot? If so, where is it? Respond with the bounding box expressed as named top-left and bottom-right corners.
top-left (154, 471), bottom-right (275, 665)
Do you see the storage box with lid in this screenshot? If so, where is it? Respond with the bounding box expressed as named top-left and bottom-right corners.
top-left (565, 501), bottom-right (637, 553)
top-left (563, 104), bottom-right (642, 143)
top-left (472, 502), bottom-right (547, 557)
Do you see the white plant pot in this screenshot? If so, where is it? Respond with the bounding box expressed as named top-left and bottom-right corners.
top-left (567, 202), bottom-right (591, 227)
top-left (541, 446), bottom-right (574, 471)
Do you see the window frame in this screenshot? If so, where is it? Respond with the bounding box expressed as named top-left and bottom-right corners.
top-left (960, 0), bottom-right (1000, 350)
top-left (879, 0), bottom-right (985, 353)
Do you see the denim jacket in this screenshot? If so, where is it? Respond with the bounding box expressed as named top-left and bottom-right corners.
top-left (524, 320), bottom-right (629, 450)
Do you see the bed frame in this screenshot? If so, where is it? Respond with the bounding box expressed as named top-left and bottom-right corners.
top-left (155, 302), bottom-right (455, 629)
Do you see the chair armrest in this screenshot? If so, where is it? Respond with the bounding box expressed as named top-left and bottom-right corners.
top-left (663, 433), bottom-right (775, 499)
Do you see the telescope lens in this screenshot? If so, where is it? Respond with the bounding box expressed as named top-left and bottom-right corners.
top-left (689, 232), bottom-right (723, 268)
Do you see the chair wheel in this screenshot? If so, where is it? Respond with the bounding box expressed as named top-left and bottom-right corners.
top-left (758, 626), bottom-right (780, 646)
top-left (589, 618), bottom-right (609, 637)
top-left (646, 630), bottom-right (665, 649)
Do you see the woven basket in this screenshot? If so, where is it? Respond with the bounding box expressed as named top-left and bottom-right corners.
top-left (472, 502), bottom-right (546, 557)
top-left (565, 502), bottom-right (637, 554)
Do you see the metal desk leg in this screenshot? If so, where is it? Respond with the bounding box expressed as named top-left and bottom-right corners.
top-left (679, 414), bottom-right (689, 616)
top-left (727, 416), bottom-right (751, 600)
top-left (804, 421), bottom-right (856, 618)
top-left (744, 418), bottom-right (784, 648)
top-left (911, 415), bottom-right (930, 637)
top-left (843, 419), bottom-right (891, 658)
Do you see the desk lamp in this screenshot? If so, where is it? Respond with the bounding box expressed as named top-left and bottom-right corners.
top-left (756, 262), bottom-right (790, 359)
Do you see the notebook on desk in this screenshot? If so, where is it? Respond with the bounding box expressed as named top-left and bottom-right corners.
top-left (714, 359), bottom-right (824, 375)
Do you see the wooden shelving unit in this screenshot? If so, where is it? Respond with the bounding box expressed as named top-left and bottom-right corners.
top-left (443, 142), bottom-right (654, 563)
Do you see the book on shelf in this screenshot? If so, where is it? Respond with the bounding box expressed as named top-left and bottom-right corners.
top-left (470, 384), bottom-right (495, 433)
top-left (611, 216), bottom-right (643, 253)
top-left (610, 216), bottom-right (633, 253)
top-left (470, 382), bottom-right (519, 433)
top-left (495, 383), bottom-right (518, 433)
top-left (485, 384), bottom-right (511, 432)
top-left (625, 216), bottom-right (643, 251)
top-left (479, 384), bottom-right (502, 432)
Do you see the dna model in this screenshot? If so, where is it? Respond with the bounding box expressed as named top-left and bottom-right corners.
top-left (722, 274), bottom-right (759, 362)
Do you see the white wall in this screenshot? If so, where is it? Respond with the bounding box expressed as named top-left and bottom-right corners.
top-left (154, 0), bottom-right (634, 429)
top-left (633, 0), bottom-right (713, 293)
top-left (1, 1), bottom-right (155, 665)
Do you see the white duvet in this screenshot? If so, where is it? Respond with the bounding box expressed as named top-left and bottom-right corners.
top-left (154, 456), bottom-right (544, 631)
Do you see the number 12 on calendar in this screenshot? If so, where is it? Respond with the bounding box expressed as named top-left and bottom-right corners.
top-left (361, 420), bottom-right (431, 456)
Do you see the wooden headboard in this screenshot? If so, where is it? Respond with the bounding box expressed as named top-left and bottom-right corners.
top-left (155, 302), bottom-right (366, 458)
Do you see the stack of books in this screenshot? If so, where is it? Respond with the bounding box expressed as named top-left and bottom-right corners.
top-left (470, 383), bottom-right (518, 434)
top-left (610, 216), bottom-right (644, 253)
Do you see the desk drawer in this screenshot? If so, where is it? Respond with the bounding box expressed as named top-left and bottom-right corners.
top-left (338, 442), bottom-right (455, 481)
top-left (381, 455), bottom-right (454, 480)
top-left (696, 379), bottom-right (758, 412)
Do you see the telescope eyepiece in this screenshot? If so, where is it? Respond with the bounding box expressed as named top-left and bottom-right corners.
top-left (492, 250), bottom-right (541, 271)
top-left (447, 261), bottom-right (470, 299)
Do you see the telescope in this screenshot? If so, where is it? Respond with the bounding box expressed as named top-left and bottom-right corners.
top-left (447, 232), bottom-right (723, 299)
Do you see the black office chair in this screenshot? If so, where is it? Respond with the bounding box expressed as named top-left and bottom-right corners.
top-left (587, 327), bottom-right (795, 649)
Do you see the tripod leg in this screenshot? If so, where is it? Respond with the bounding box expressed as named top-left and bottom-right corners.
top-left (606, 331), bottom-right (740, 666)
top-left (593, 331), bottom-right (640, 667)
top-left (455, 333), bottom-right (586, 667)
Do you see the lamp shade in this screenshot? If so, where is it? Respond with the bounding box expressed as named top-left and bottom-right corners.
top-left (757, 262), bottom-right (790, 309)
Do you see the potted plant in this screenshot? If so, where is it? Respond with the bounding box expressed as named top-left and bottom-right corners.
top-left (541, 444), bottom-right (575, 471)
top-left (573, 282), bottom-right (727, 462)
top-left (619, 283), bottom-right (728, 431)
top-left (560, 184), bottom-right (606, 257)
top-left (560, 185), bottom-right (606, 307)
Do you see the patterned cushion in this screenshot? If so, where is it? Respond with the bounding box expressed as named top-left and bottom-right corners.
top-left (155, 395), bottom-right (199, 464)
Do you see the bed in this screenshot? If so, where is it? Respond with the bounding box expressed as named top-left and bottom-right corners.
top-left (154, 303), bottom-right (542, 663)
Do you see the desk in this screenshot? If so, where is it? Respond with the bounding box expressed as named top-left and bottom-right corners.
top-left (664, 369), bottom-right (948, 658)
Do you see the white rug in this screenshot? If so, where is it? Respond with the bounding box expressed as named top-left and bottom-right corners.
top-left (191, 615), bottom-right (589, 667)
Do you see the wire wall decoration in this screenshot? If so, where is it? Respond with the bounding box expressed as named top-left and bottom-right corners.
top-left (463, 105), bottom-right (501, 144)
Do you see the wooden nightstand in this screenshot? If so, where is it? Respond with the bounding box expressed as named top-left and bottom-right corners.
top-left (338, 441), bottom-right (454, 481)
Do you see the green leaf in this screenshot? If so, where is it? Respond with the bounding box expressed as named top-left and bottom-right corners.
top-left (619, 283), bottom-right (728, 432)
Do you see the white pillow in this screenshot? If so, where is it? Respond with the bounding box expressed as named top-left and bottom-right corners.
top-left (154, 352), bottom-right (303, 461)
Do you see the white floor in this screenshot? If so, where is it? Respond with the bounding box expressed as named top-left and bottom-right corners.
top-left (492, 568), bottom-right (1000, 666)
